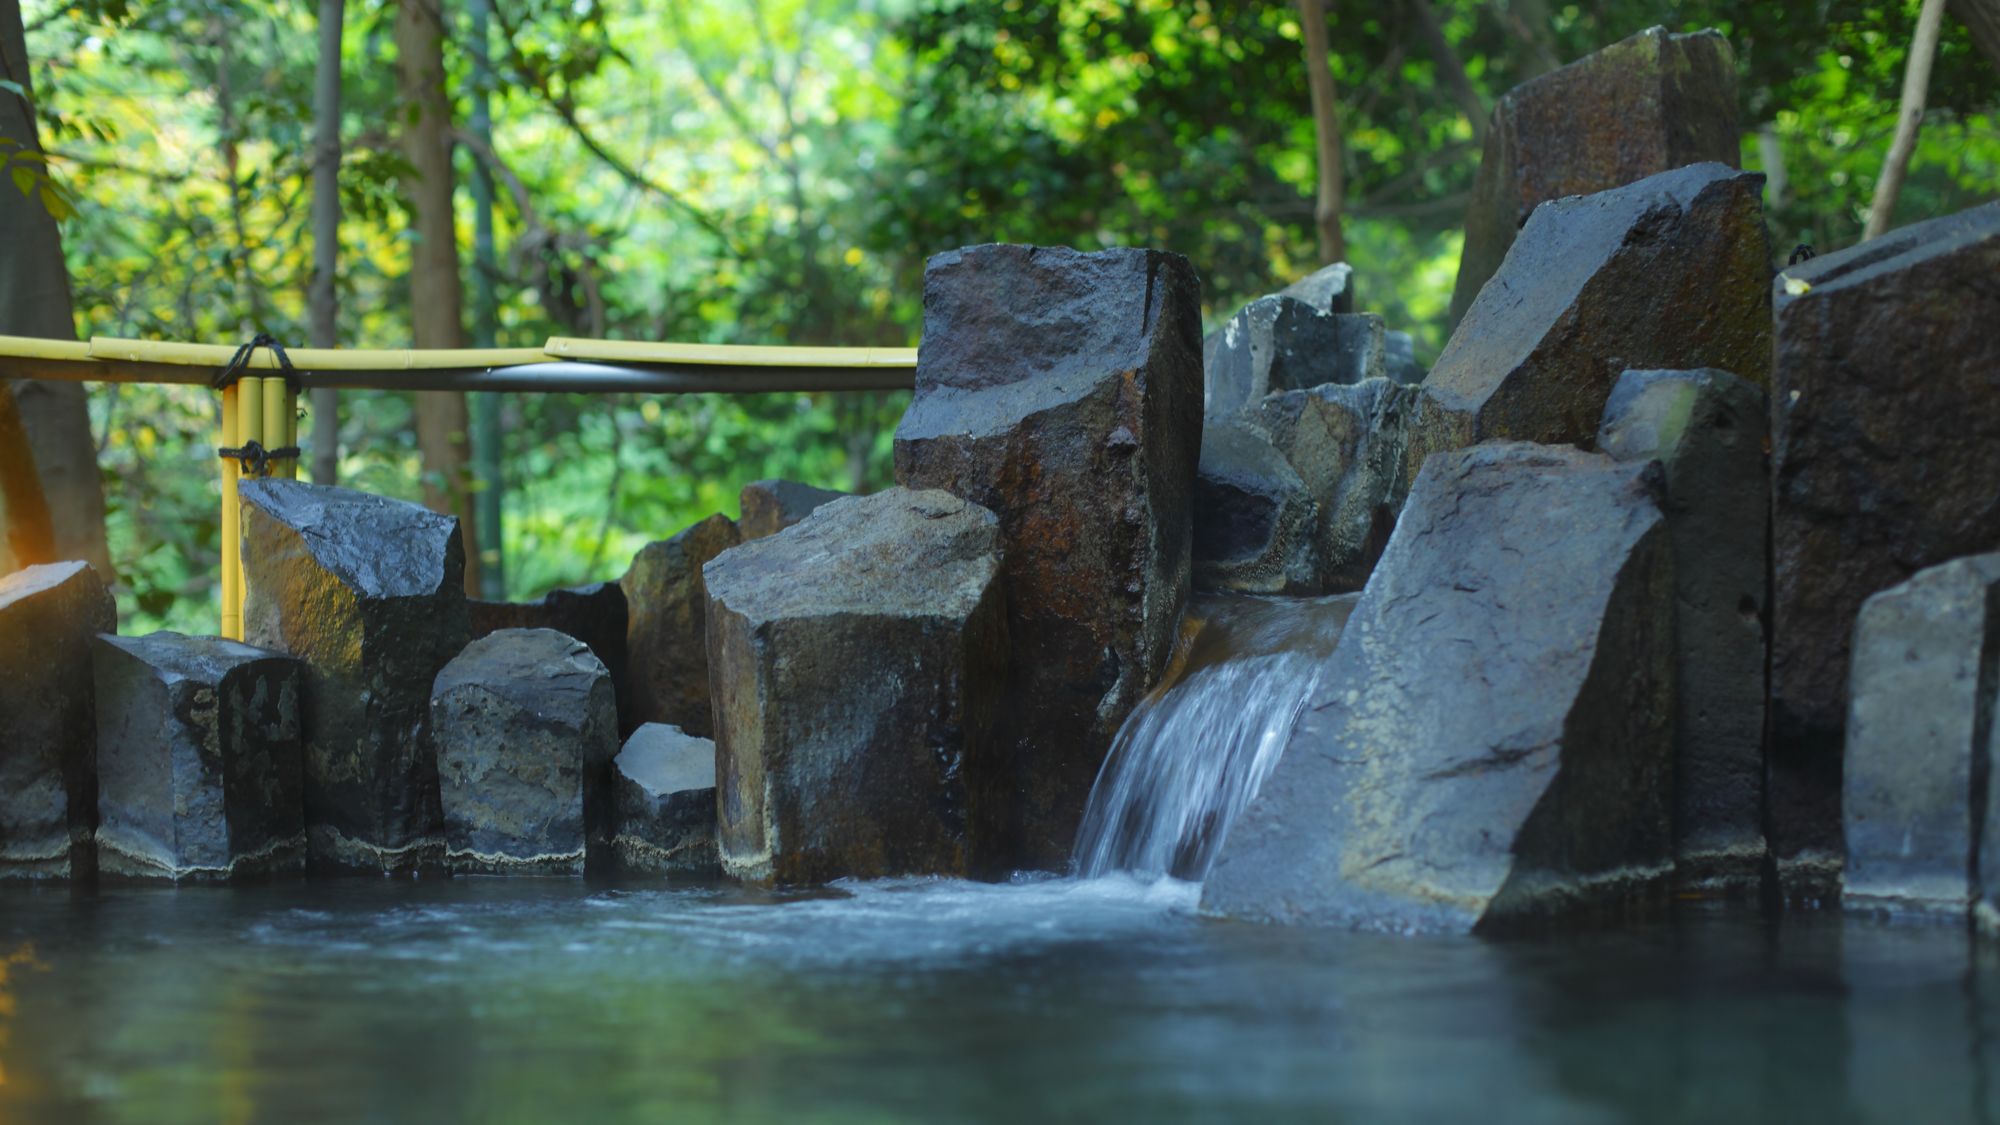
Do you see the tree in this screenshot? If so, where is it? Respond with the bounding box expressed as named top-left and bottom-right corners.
top-left (0, 0), bottom-right (109, 576)
top-left (394, 0), bottom-right (481, 595)
top-left (1867, 0), bottom-right (1950, 238)
top-left (0, 381), bottom-right (55, 572)
top-left (308, 0), bottom-right (343, 485)
top-left (1297, 0), bottom-right (1346, 263)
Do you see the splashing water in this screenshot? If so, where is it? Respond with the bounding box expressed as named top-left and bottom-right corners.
top-left (1073, 593), bottom-right (1358, 880)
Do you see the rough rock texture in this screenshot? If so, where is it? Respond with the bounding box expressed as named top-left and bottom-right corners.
top-left (1278, 261), bottom-right (1355, 314)
top-left (1256, 377), bottom-right (1420, 593)
top-left (1384, 330), bottom-right (1424, 385)
top-left (1450, 26), bottom-right (1741, 325)
top-left (93, 633), bottom-right (305, 882)
top-left (704, 488), bottom-right (1007, 885)
top-left (738, 479), bottom-right (847, 540)
top-left (1769, 202), bottom-right (2000, 894)
top-left (621, 514), bottom-right (742, 739)
top-left (607, 723), bottom-right (718, 877)
top-left (1842, 554), bottom-right (2000, 916)
top-left (1192, 420), bottom-right (1316, 594)
top-left (1416, 162), bottom-right (1771, 479)
top-left (239, 480), bottom-right (468, 874)
top-left (1203, 443), bottom-right (1674, 933)
top-left (0, 561), bottom-right (115, 879)
top-left (1597, 368), bottom-right (1768, 891)
top-left (469, 581), bottom-right (628, 710)
top-left (1202, 299), bottom-right (1385, 420)
top-left (893, 244), bottom-right (1202, 873)
top-left (431, 628), bottom-right (617, 876)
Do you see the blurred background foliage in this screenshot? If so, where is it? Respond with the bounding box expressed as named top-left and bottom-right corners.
top-left (17, 0), bottom-right (1999, 632)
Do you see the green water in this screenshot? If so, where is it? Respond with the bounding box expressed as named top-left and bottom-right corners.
top-left (0, 875), bottom-right (1993, 1123)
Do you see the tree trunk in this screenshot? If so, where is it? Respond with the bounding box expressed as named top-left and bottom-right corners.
top-left (0, 381), bottom-right (55, 572)
top-left (309, 0), bottom-right (344, 486)
top-left (1866, 0), bottom-right (1950, 240)
top-left (394, 0), bottom-right (480, 595)
top-left (1410, 0), bottom-right (1486, 141)
top-left (0, 0), bottom-right (110, 576)
top-left (1297, 0), bottom-right (1346, 264)
top-left (1951, 0), bottom-right (2000, 72)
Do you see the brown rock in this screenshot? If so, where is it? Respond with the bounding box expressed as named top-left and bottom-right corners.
top-left (620, 514), bottom-right (742, 738)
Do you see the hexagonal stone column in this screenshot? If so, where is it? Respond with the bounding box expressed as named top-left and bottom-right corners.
top-left (0, 561), bottom-right (115, 879)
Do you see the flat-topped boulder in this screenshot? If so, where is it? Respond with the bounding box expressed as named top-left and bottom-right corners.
top-left (1203, 443), bottom-right (1674, 933)
top-left (621, 513), bottom-right (741, 738)
top-left (1768, 201), bottom-right (2000, 892)
top-left (93, 633), bottom-right (304, 882)
top-left (1191, 420), bottom-right (1316, 594)
top-left (1414, 162), bottom-right (1772, 479)
top-left (1255, 377), bottom-right (1419, 593)
top-left (1844, 554), bottom-right (2000, 917)
top-left (1597, 368), bottom-right (1769, 891)
top-left (469, 581), bottom-right (627, 707)
top-left (893, 243), bottom-right (1202, 873)
top-left (704, 488), bottom-right (1006, 885)
top-left (738, 479), bottom-right (847, 540)
top-left (1450, 26), bottom-right (1741, 325)
top-left (239, 480), bottom-right (468, 874)
top-left (431, 628), bottom-right (617, 876)
top-left (0, 561), bottom-right (115, 879)
top-left (607, 723), bottom-right (718, 877)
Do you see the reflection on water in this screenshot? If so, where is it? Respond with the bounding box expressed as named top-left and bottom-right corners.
top-left (1, 878), bottom-right (1999, 1123)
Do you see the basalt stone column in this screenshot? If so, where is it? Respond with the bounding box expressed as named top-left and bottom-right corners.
top-left (1768, 202), bottom-right (2000, 894)
top-left (1256, 377), bottom-right (1420, 594)
top-left (893, 244), bottom-right (1202, 873)
top-left (1204, 444), bottom-right (1674, 933)
top-left (93, 633), bottom-right (304, 882)
top-left (1597, 369), bottom-right (1769, 892)
top-left (738, 480), bottom-right (847, 541)
top-left (1414, 162), bottom-right (1772, 482)
top-left (1191, 420), bottom-right (1317, 595)
top-left (0, 561), bottom-right (115, 879)
top-left (607, 723), bottom-right (719, 877)
top-left (469, 581), bottom-right (628, 704)
top-left (1202, 297), bottom-right (1381, 421)
top-left (1843, 555), bottom-right (2000, 917)
top-left (704, 488), bottom-right (1006, 885)
top-left (238, 480), bottom-right (469, 874)
top-left (431, 628), bottom-right (617, 876)
top-left (621, 514), bottom-right (742, 738)
top-left (1450, 26), bottom-right (1740, 326)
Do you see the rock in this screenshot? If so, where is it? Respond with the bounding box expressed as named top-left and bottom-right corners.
top-left (1383, 330), bottom-right (1424, 385)
top-left (1597, 368), bottom-right (1768, 891)
top-left (1255, 377), bottom-right (1420, 593)
top-left (738, 479), bottom-right (847, 540)
top-left (430, 628), bottom-right (617, 876)
top-left (1768, 202), bottom-right (2000, 893)
top-left (607, 723), bottom-right (718, 877)
top-left (1202, 443), bottom-right (1674, 933)
top-left (893, 243), bottom-right (1202, 872)
top-left (1414, 162), bottom-right (1772, 478)
top-left (1191, 420), bottom-right (1316, 594)
top-left (0, 561), bottom-right (115, 879)
top-left (704, 488), bottom-right (1007, 885)
top-left (1449, 26), bottom-right (1741, 326)
top-left (1841, 554), bottom-right (2000, 917)
top-left (92, 633), bottom-right (305, 882)
top-left (238, 480), bottom-right (468, 874)
top-left (621, 514), bottom-right (742, 739)
top-left (1202, 298), bottom-right (1382, 420)
top-left (1278, 261), bottom-right (1355, 314)
top-left (469, 581), bottom-right (628, 711)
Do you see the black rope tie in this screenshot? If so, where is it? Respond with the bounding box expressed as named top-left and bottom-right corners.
top-left (215, 333), bottom-right (303, 477)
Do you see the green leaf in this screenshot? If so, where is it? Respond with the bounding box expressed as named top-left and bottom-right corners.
top-left (10, 166), bottom-right (34, 199)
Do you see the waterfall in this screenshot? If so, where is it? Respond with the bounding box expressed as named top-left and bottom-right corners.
top-left (1073, 593), bottom-right (1358, 881)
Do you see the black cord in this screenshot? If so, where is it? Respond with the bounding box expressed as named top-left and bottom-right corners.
top-left (214, 334), bottom-right (303, 477)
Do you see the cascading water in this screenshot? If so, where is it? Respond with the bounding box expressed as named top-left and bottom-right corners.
top-left (1073, 592), bottom-right (1358, 880)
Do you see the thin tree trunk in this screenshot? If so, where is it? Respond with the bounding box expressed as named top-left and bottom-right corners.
top-left (1496, 0), bottom-right (1560, 76)
top-left (1297, 0), bottom-right (1346, 264)
top-left (1410, 0), bottom-right (1486, 141)
top-left (1867, 0), bottom-right (1950, 240)
top-left (1951, 0), bottom-right (2000, 72)
top-left (395, 0), bottom-right (480, 595)
top-left (309, 0), bottom-right (344, 485)
top-left (0, 0), bottom-right (109, 575)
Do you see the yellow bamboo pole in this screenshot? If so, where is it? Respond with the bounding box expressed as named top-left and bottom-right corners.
top-left (219, 385), bottom-right (242, 641)
top-left (262, 375), bottom-right (290, 480)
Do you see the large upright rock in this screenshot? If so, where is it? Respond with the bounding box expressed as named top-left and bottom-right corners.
top-left (1450, 26), bottom-right (1740, 325)
top-left (1191, 420), bottom-right (1316, 594)
top-left (607, 723), bottom-right (719, 877)
top-left (704, 488), bottom-right (1006, 885)
top-left (1256, 377), bottom-right (1419, 593)
top-left (431, 628), bottom-right (617, 876)
top-left (1597, 369), bottom-right (1768, 891)
top-left (1844, 554), bottom-right (2000, 917)
top-left (893, 244), bottom-right (1202, 872)
top-left (1415, 162), bottom-right (1771, 478)
top-left (0, 561), bottom-right (114, 879)
top-left (469, 581), bottom-right (627, 707)
top-left (1769, 202), bottom-right (2000, 892)
top-left (239, 480), bottom-right (468, 874)
top-left (621, 513), bottom-right (741, 738)
top-left (738, 479), bottom-right (846, 540)
top-left (93, 633), bottom-right (304, 882)
top-left (1203, 444), bottom-right (1674, 933)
